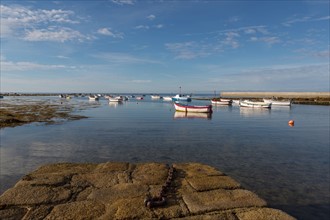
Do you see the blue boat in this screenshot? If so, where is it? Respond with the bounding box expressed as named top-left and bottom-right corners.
top-left (171, 94), bottom-right (192, 102)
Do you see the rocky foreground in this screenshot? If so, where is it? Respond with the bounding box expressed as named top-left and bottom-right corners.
top-left (0, 162), bottom-right (295, 220)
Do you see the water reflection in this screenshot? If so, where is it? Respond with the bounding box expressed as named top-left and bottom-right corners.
top-left (212, 105), bottom-right (233, 112)
top-left (173, 111), bottom-right (212, 119)
top-left (239, 107), bottom-right (271, 117)
top-left (108, 102), bottom-right (124, 108)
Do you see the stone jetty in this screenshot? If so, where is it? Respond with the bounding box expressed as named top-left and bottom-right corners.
top-left (0, 162), bottom-right (295, 219)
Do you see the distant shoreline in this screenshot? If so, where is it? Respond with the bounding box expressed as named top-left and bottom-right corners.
top-left (1, 92), bottom-right (329, 105)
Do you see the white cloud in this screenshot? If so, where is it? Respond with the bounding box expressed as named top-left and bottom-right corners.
top-left (147, 14), bottom-right (156, 20)
top-left (93, 52), bottom-right (161, 64)
top-left (23, 27), bottom-right (88, 42)
top-left (154, 24), bottom-right (164, 29)
top-left (97, 28), bottom-right (124, 39)
top-left (134, 25), bottom-right (150, 30)
top-left (165, 41), bottom-right (211, 60)
top-left (249, 36), bottom-right (281, 45)
top-left (0, 4), bottom-right (90, 42)
top-left (282, 15), bottom-right (330, 27)
top-left (223, 32), bottom-right (240, 48)
top-left (244, 28), bottom-right (257, 34)
top-left (1, 60), bottom-right (68, 72)
top-left (111, 0), bottom-right (135, 5)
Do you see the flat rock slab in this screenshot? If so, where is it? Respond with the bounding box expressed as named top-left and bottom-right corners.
top-left (0, 162), bottom-right (295, 220)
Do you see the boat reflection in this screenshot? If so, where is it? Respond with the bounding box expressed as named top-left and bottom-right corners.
top-left (174, 111), bottom-right (212, 120)
top-left (239, 107), bottom-right (270, 117)
top-left (108, 102), bottom-right (123, 108)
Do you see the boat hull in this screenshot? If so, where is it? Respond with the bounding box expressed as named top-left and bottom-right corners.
top-left (263, 99), bottom-right (291, 106)
top-left (211, 99), bottom-right (232, 105)
top-left (172, 94), bottom-right (192, 102)
top-left (240, 100), bottom-right (271, 108)
top-left (174, 102), bottom-right (212, 113)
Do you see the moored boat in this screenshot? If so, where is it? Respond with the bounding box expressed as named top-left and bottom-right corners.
top-left (89, 95), bottom-right (99, 101)
top-left (239, 100), bottom-right (271, 108)
top-left (172, 94), bottom-right (192, 102)
top-left (263, 99), bottom-right (291, 106)
top-left (211, 98), bottom-right (232, 105)
top-left (174, 102), bottom-right (212, 113)
top-left (151, 95), bottom-right (162, 99)
top-left (109, 96), bottom-right (123, 102)
top-left (162, 96), bottom-right (173, 101)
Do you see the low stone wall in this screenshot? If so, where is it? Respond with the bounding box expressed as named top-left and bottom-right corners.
top-left (0, 162), bottom-right (295, 220)
top-left (221, 92), bottom-right (329, 99)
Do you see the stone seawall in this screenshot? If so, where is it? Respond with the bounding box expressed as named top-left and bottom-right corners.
top-left (0, 162), bottom-right (295, 220)
top-left (220, 92), bottom-right (329, 99)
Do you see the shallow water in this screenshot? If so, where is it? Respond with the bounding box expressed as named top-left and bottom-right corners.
top-left (0, 96), bottom-right (329, 219)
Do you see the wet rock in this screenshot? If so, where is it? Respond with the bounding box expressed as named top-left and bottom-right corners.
top-left (0, 162), bottom-right (296, 219)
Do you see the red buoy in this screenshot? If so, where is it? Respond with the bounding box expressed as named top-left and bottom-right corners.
top-left (288, 120), bottom-right (294, 126)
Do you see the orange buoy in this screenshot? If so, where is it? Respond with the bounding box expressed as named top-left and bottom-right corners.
top-left (288, 120), bottom-right (294, 126)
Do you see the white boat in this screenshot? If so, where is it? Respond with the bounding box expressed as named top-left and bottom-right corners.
top-left (109, 96), bottom-right (123, 102)
top-left (174, 102), bottom-right (212, 113)
top-left (136, 96), bottom-right (144, 100)
top-left (151, 95), bottom-right (162, 99)
top-left (89, 95), bottom-right (99, 101)
top-left (211, 98), bottom-right (232, 105)
top-left (163, 96), bottom-right (173, 101)
top-left (172, 94), bottom-right (192, 102)
top-left (232, 100), bottom-right (240, 104)
top-left (239, 100), bottom-right (271, 108)
top-left (263, 99), bottom-right (291, 106)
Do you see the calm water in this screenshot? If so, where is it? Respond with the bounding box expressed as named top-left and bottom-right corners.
top-left (1, 96), bottom-right (329, 219)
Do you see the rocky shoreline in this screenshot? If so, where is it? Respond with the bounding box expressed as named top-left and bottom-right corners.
top-left (0, 162), bottom-right (295, 220)
top-left (0, 98), bottom-right (101, 129)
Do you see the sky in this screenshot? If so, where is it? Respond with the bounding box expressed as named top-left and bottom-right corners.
top-left (1, 0), bottom-right (329, 94)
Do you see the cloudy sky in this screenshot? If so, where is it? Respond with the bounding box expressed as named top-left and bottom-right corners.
top-left (1, 0), bottom-right (329, 93)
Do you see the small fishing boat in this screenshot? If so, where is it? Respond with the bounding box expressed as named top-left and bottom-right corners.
top-left (151, 95), bottom-right (162, 99)
top-left (239, 100), bottom-right (271, 108)
top-left (162, 96), bottom-right (173, 101)
top-left (263, 99), bottom-right (292, 106)
top-left (211, 98), bottom-right (232, 105)
top-left (172, 94), bottom-right (192, 102)
top-left (136, 96), bottom-right (144, 100)
top-left (174, 102), bottom-right (212, 113)
top-left (89, 95), bottom-right (99, 101)
top-left (109, 96), bottom-right (123, 102)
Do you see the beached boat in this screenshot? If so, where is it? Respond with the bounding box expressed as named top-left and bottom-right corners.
top-left (263, 99), bottom-right (291, 106)
top-left (172, 94), bottom-right (192, 102)
top-left (174, 102), bottom-right (212, 113)
top-left (239, 100), bottom-right (271, 108)
top-left (89, 95), bottom-right (99, 101)
top-left (211, 98), bottom-right (232, 105)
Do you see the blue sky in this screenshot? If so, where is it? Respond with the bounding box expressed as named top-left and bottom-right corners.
top-left (1, 0), bottom-right (329, 93)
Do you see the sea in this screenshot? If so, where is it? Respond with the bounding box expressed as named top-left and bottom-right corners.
top-left (0, 95), bottom-right (329, 220)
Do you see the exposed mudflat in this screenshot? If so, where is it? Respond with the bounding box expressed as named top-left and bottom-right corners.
top-left (0, 98), bottom-right (99, 128)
